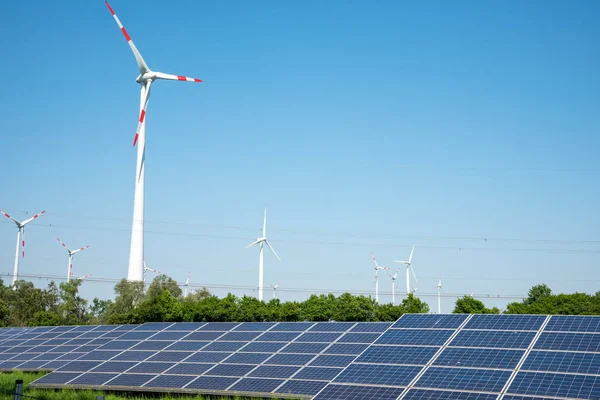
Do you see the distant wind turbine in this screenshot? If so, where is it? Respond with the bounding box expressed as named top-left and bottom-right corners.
top-left (395, 245), bottom-right (418, 296)
top-left (436, 278), bottom-right (442, 314)
top-left (0, 209), bottom-right (45, 286)
top-left (246, 209), bottom-right (280, 302)
top-left (370, 253), bottom-right (389, 303)
top-left (270, 282), bottom-right (280, 300)
top-left (184, 272), bottom-right (191, 297)
top-left (57, 238), bottom-right (89, 282)
top-left (143, 261), bottom-right (162, 283)
top-left (387, 268), bottom-right (401, 305)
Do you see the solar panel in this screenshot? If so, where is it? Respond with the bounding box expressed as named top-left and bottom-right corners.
top-left (393, 314), bottom-right (469, 329)
top-left (314, 383), bottom-right (405, 400)
top-left (335, 364), bottom-right (421, 386)
top-left (249, 365), bottom-right (300, 379)
top-left (144, 374), bottom-right (196, 388)
top-left (545, 315), bottom-right (600, 333)
top-left (433, 347), bottom-right (525, 369)
top-left (464, 315), bottom-right (545, 331)
top-left (229, 377), bottom-right (285, 393)
top-left (376, 329), bottom-right (454, 346)
top-left (356, 345), bottom-right (439, 365)
top-left (450, 330), bottom-right (536, 349)
top-left (413, 367), bottom-right (512, 392)
top-left (402, 389), bottom-right (499, 399)
top-left (506, 371), bottom-right (600, 399)
top-left (275, 379), bottom-right (328, 395)
top-left (533, 332), bottom-right (600, 352)
top-left (521, 350), bottom-right (600, 374)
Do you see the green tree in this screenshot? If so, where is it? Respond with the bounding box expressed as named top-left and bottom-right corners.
top-left (401, 293), bottom-right (431, 314)
top-left (300, 294), bottom-right (337, 321)
top-left (134, 290), bottom-right (183, 322)
top-left (334, 293), bottom-right (376, 322)
top-left (58, 280), bottom-right (89, 325)
top-left (374, 303), bottom-right (404, 321)
top-left (525, 284), bottom-right (552, 305)
top-left (453, 295), bottom-right (499, 314)
top-left (146, 275), bottom-right (182, 299)
top-left (105, 279), bottom-right (145, 323)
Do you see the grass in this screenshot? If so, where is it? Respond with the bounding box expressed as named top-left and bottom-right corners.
top-left (0, 371), bottom-right (292, 400)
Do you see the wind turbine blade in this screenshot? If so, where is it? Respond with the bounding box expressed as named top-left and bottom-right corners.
top-left (394, 260), bottom-right (408, 264)
top-left (0, 209), bottom-right (22, 226)
top-left (154, 72), bottom-right (203, 83)
top-left (371, 252), bottom-right (379, 268)
top-left (133, 80), bottom-right (152, 147)
top-left (72, 245), bottom-right (90, 254)
top-left (410, 266), bottom-right (419, 288)
top-left (21, 228), bottom-right (25, 258)
top-left (265, 240), bottom-right (281, 261)
top-left (105, 1), bottom-right (149, 75)
top-left (21, 210), bottom-right (45, 226)
top-left (246, 239), bottom-right (262, 248)
top-left (56, 238), bottom-right (72, 253)
top-left (408, 245), bottom-right (415, 264)
top-left (263, 208), bottom-right (267, 238)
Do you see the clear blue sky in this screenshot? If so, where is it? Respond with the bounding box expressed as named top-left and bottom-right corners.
top-left (1, 0), bottom-right (598, 313)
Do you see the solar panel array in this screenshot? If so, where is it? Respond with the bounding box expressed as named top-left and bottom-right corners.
top-left (0, 315), bottom-right (596, 399)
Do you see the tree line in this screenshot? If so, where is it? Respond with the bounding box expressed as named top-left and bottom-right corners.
top-left (0, 277), bottom-right (597, 327)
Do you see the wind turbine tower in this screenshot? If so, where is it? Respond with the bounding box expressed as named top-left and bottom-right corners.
top-left (436, 278), bottom-right (442, 314)
top-left (370, 253), bottom-right (389, 303)
top-left (270, 283), bottom-right (280, 300)
top-left (57, 238), bottom-right (90, 282)
top-left (246, 209), bottom-right (280, 302)
top-left (184, 272), bottom-right (191, 297)
top-left (388, 269), bottom-right (400, 305)
top-left (395, 245), bottom-right (418, 296)
top-left (0, 209), bottom-right (45, 286)
top-left (105, 1), bottom-right (203, 281)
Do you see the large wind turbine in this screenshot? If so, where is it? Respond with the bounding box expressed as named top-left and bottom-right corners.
top-left (246, 209), bottom-right (280, 302)
top-left (370, 253), bottom-right (389, 303)
top-left (0, 209), bottom-right (45, 286)
top-left (57, 238), bottom-right (89, 282)
top-left (395, 245), bottom-right (417, 296)
top-left (105, 1), bottom-right (203, 281)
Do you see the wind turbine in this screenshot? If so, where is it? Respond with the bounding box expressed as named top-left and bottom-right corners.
top-left (387, 269), bottom-right (401, 305)
top-left (395, 245), bottom-right (418, 296)
top-left (142, 261), bottom-right (162, 283)
top-left (57, 238), bottom-right (89, 282)
top-left (436, 278), bottom-right (442, 314)
top-left (70, 272), bottom-right (92, 293)
top-left (246, 209), bottom-right (280, 302)
top-left (0, 209), bottom-right (45, 286)
top-left (370, 253), bottom-right (389, 303)
top-left (184, 272), bottom-right (191, 297)
top-left (270, 282), bottom-right (280, 300)
top-left (105, 1), bottom-right (203, 282)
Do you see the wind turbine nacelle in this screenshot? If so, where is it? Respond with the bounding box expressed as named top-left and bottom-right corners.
top-left (137, 71), bottom-right (156, 83)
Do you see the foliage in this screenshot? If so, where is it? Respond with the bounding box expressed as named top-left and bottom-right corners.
top-left (453, 295), bottom-right (500, 314)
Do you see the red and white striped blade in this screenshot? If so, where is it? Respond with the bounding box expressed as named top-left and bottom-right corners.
top-left (73, 245), bottom-right (90, 254)
top-left (0, 209), bottom-right (19, 225)
top-left (80, 273), bottom-right (92, 280)
top-left (56, 237), bottom-right (72, 253)
top-left (105, 1), bottom-right (149, 75)
top-left (21, 228), bottom-right (25, 258)
top-left (133, 80), bottom-right (152, 147)
top-left (21, 210), bottom-right (46, 226)
top-left (154, 72), bottom-right (203, 83)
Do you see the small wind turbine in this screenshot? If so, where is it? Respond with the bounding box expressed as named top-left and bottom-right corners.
top-left (246, 209), bottom-right (280, 302)
top-left (395, 245), bottom-right (418, 296)
top-left (143, 261), bottom-right (162, 283)
top-left (70, 272), bottom-right (92, 293)
top-left (370, 253), bottom-right (389, 303)
top-left (0, 209), bottom-right (46, 286)
top-left (184, 272), bottom-right (191, 297)
top-left (270, 282), bottom-right (280, 300)
top-left (387, 269), bottom-right (401, 305)
top-left (436, 278), bottom-right (442, 314)
top-left (57, 238), bottom-right (90, 282)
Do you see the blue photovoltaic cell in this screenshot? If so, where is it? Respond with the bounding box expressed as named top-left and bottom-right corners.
top-left (205, 363), bottom-right (256, 377)
top-left (202, 341), bottom-right (246, 352)
top-left (264, 353), bottom-right (315, 366)
top-left (164, 322), bottom-right (204, 331)
top-left (294, 366), bottom-right (342, 381)
top-left (151, 331), bottom-right (191, 341)
top-left (146, 351), bottom-right (193, 362)
top-left (507, 371), bottom-right (600, 399)
top-left (534, 332), bottom-right (600, 352)
top-left (350, 322), bottom-right (392, 333)
top-left (166, 341), bottom-right (208, 351)
top-left (281, 342), bottom-right (329, 354)
top-left (337, 333), bottom-right (380, 344)
top-left (115, 331), bottom-right (156, 340)
top-left (130, 341), bottom-right (171, 351)
top-left (314, 383), bottom-right (405, 400)
top-left (276, 379), bottom-right (328, 395)
top-left (185, 352), bottom-right (232, 363)
top-left (434, 348), bottom-right (525, 369)
top-left (415, 367), bottom-right (512, 392)
top-left (30, 372), bottom-right (81, 384)
top-left (242, 342), bottom-right (287, 353)
top-left (144, 374), bottom-right (196, 388)
top-left (186, 376), bottom-right (238, 390)
top-left (0, 361), bottom-right (25, 369)
top-left (270, 322), bottom-right (315, 331)
top-left (545, 316), bottom-right (600, 333)
top-left (69, 372), bottom-right (118, 385)
top-left (77, 350), bottom-right (122, 361)
top-left (111, 351), bottom-right (154, 361)
top-left (230, 377), bottom-right (285, 392)
top-left (324, 343), bottom-right (369, 355)
top-left (309, 355), bottom-right (355, 367)
top-left (248, 365), bottom-right (300, 378)
top-left (393, 314), bottom-right (468, 329)
top-left (258, 332), bottom-right (302, 342)
top-left (356, 345), bottom-right (439, 365)
top-left (166, 362), bottom-right (214, 375)
top-left (503, 397), bottom-right (555, 400)
top-left (309, 323), bottom-right (355, 332)
top-left (521, 350), bottom-right (600, 374)
top-left (335, 364), bottom-right (420, 386)
top-left (198, 322), bottom-right (240, 331)
top-left (15, 361), bottom-right (50, 369)
top-left (57, 361), bottom-right (102, 372)
top-left (136, 322), bottom-right (173, 330)
top-left (233, 322), bottom-right (277, 331)
top-left (376, 329), bottom-right (454, 346)
top-left (39, 361), bottom-right (69, 369)
top-left (403, 389), bottom-right (499, 400)
top-left (226, 352), bottom-right (272, 364)
top-left (106, 373), bottom-right (155, 387)
top-left (451, 330), bottom-right (536, 349)
top-left (91, 361), bottom-right (137, 372)
top-left (218, 331), bottom-right (262, 341)
top-left (100, 340), bottom-right (137, 350)
top-left (182, 331), bottom-right (223, 341)
top-left (465, 315), bottom-right (545, 331)
top-left (127, 362), bottom-right (175, 373)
